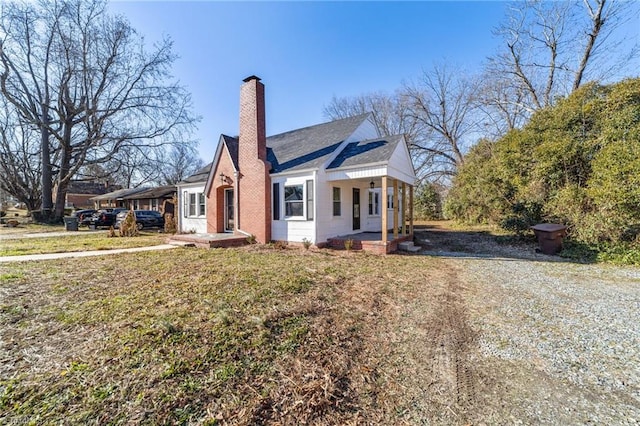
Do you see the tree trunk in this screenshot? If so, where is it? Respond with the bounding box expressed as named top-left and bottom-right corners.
top-left (40, 105), bottom-right (53, 221)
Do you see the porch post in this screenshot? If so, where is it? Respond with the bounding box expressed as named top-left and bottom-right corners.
top-left (393, 178), bottom-right (398, 239)
top-left (409, 184), bottom-right (414, 235)
top-left (401, 182), bottom-right (407, 235)
top-left (381, 176), bottom-right (388, 244)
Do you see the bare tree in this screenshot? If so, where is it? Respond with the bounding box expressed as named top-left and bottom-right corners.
top-left (0, 98), bottom-right (42, 211)
top-left (156, 143), bottom-right (204, 186)
top-left (475, 74), bottom-right (530, 139)
top-left (403, 64), bottom-right (481, 184)
top-left (0, 0), bottom-right (197, 220)
top-left (487, 0), bottom-right (639, 115)
top-left (323, 91), bottom-right (431, 182)
top-left (324, 66), bottom-right (481, 185)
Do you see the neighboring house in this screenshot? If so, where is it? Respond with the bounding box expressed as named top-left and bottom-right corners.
top-left (122, 185), bottom-right (176, 216)
top-left (91, 188), bottom-right (148, 209)
top-left (91, 186), bottom-right (176, 214)
top-left (55, 181), bottom-right (121, 209)
top-left (177, 76), bottom-right (417, 252)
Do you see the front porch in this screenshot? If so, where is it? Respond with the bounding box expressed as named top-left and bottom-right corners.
top-left (326, 232), bottom-right (414, 254)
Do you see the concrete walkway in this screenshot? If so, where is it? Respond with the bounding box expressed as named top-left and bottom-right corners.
top-left (0, 244), bottom-right (177, 263)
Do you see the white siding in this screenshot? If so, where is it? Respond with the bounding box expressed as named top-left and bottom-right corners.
top-left (176, 182), bottom-right (207, 234)
top-left (387, 138), bottom-right (416, 185)
top-left (345, 116), bottom-right (379, 142)
top-left (363, 187), bottom-right (403, 232)
top-left (271, 172), bottom-right (317, 243)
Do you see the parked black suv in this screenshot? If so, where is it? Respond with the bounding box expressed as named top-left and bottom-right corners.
top-left (114, 210), bottom-right (165, 230)
top-left (82, 208), bottom-right (128, 228)
top-left (72, 209), bottom-right (96, 223)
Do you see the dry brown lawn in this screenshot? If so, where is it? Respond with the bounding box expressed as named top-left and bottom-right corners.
top-left (1, 227), bottom-right (638, 424)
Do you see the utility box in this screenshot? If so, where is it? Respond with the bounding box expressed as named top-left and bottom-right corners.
top-left (531, 223), bottom-right (567, 255)
top-left (63, 216), bottom-right (79, 231)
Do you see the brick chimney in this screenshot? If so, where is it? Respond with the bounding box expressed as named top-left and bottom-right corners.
top-left (237, 75), bottom-right (271, 243)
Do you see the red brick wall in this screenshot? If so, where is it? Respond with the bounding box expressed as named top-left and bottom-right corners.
top-left (237, 76), bottom-right (271, 243)
top-left (207, 147), bottom-right (237, 233)
top-left (66, 194), bottom-right (95, 209)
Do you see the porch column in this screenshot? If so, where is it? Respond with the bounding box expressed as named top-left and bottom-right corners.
top-left (381, 176), bottom-right (388, 244)
top-left (409, 184), bottom-right (414, 235)
top-left (401, 182), bottom-right (407, 235)
top-left (393, 178), bottom-right (398, 239)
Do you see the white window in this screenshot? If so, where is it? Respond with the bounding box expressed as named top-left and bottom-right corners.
top-left (133, 199), bottom-right (140, 210)
top-left (332, 187), bottom-right (341, 216)
top-left (183, 191), bottom-right (188, 218)
top-left (284, 184), bottom-right (304, 217)
top-left (189, 193), bottom-right (196, 216)
top-left (368, 190), bottom-right (380, 216)
top-left (198, 193), bottom-right (205, 216)
top-left (151, 198), bottom-right (158, 211)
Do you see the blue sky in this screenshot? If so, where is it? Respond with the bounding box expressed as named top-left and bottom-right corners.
top-left (108, 1), bottom-right (638, 162)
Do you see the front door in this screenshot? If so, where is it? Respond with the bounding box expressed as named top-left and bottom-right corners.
top-left (224, 188), bottom-right (234, 232)
top-left (352, 188), bottom-right (360, 230)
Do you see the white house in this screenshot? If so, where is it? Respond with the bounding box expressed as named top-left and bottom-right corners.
top-left (175, 76), bottom-right (417, 253)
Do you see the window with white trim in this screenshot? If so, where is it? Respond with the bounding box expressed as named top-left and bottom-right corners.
top-left (284, 184), bottom-right (304, 217)
top-left (183, 191), bottom-right (188, 217)
top-left (188, 193), bottom-right (196, 216)
top-left (198, 193), bottom-right (206, 216)
top-left (368, 190), bottom-right (380, 216)
top-left (332, 187), bottom-right (341, 216)
top-left (151, 198), bottom-right (158, 211)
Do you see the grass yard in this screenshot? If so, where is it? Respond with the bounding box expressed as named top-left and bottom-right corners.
top-left (2, 229), bottom-right (639, 424)
top-left (0, 222), bottom-right (65, 235)
top-left (0, 246), bottom-right (449, 424)
top-left (0, 232), bottom-right (167, 256)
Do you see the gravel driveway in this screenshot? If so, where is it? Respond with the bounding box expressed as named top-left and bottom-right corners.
top-left (412, 223), bottom-right (640, 424)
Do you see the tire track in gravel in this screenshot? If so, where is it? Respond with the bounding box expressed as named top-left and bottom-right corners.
top-left (374, 259), bottom-right (481, 424)
top-left (425, 272), bottom-right (477, 409)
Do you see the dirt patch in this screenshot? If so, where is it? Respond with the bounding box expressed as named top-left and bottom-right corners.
top-left (414, 220), bottom-right (553, 261)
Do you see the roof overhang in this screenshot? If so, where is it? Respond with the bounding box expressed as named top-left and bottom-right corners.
top-left (269, 167), bottom-right (319, 178)
top-left (326, 162), bottom-right (415, 185)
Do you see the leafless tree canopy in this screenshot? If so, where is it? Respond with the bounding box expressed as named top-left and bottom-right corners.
top-left (0, 97), bottom-right (41, 210)
top-left (404, 64), bottom-right (481, 184)
top-left (323, 91), bottom-right (434, 182)
top-left (324, 65), bottom-right (481, 185)
top-left (324, 1), bottom-right (638, 186)
top-left (0, 0), bottom-right (198, 219)
top-left (486, 0), bottom-right (638, 116)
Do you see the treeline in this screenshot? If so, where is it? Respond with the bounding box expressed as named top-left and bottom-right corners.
top-left (445, 78), bottom-right (640, 246)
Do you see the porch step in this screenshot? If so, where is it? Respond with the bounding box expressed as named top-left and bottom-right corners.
top-left (398, 241), bottom-right (422, 253)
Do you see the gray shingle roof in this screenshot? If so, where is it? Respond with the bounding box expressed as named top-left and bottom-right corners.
top-left (221, 135), bottom-right (239, 170)
top-left (180, 113), bottom-right (379, 182)
top-left (122, 185), bottom-right (176, 200)
top-left (90, 187), bottom-right (149, 201)
top-left (327, 135), bottom-right (404, 169)
top-left (180, 162), bottom-right (212, 184)
top-left (266, 113), bottom-right (371, 173)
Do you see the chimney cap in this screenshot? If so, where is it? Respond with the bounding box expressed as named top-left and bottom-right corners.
top-left (242, 75), bottom-right (261, 83)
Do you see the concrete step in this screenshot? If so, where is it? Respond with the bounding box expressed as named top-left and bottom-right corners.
top-left (398, 241), bottom-right (422, 253)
